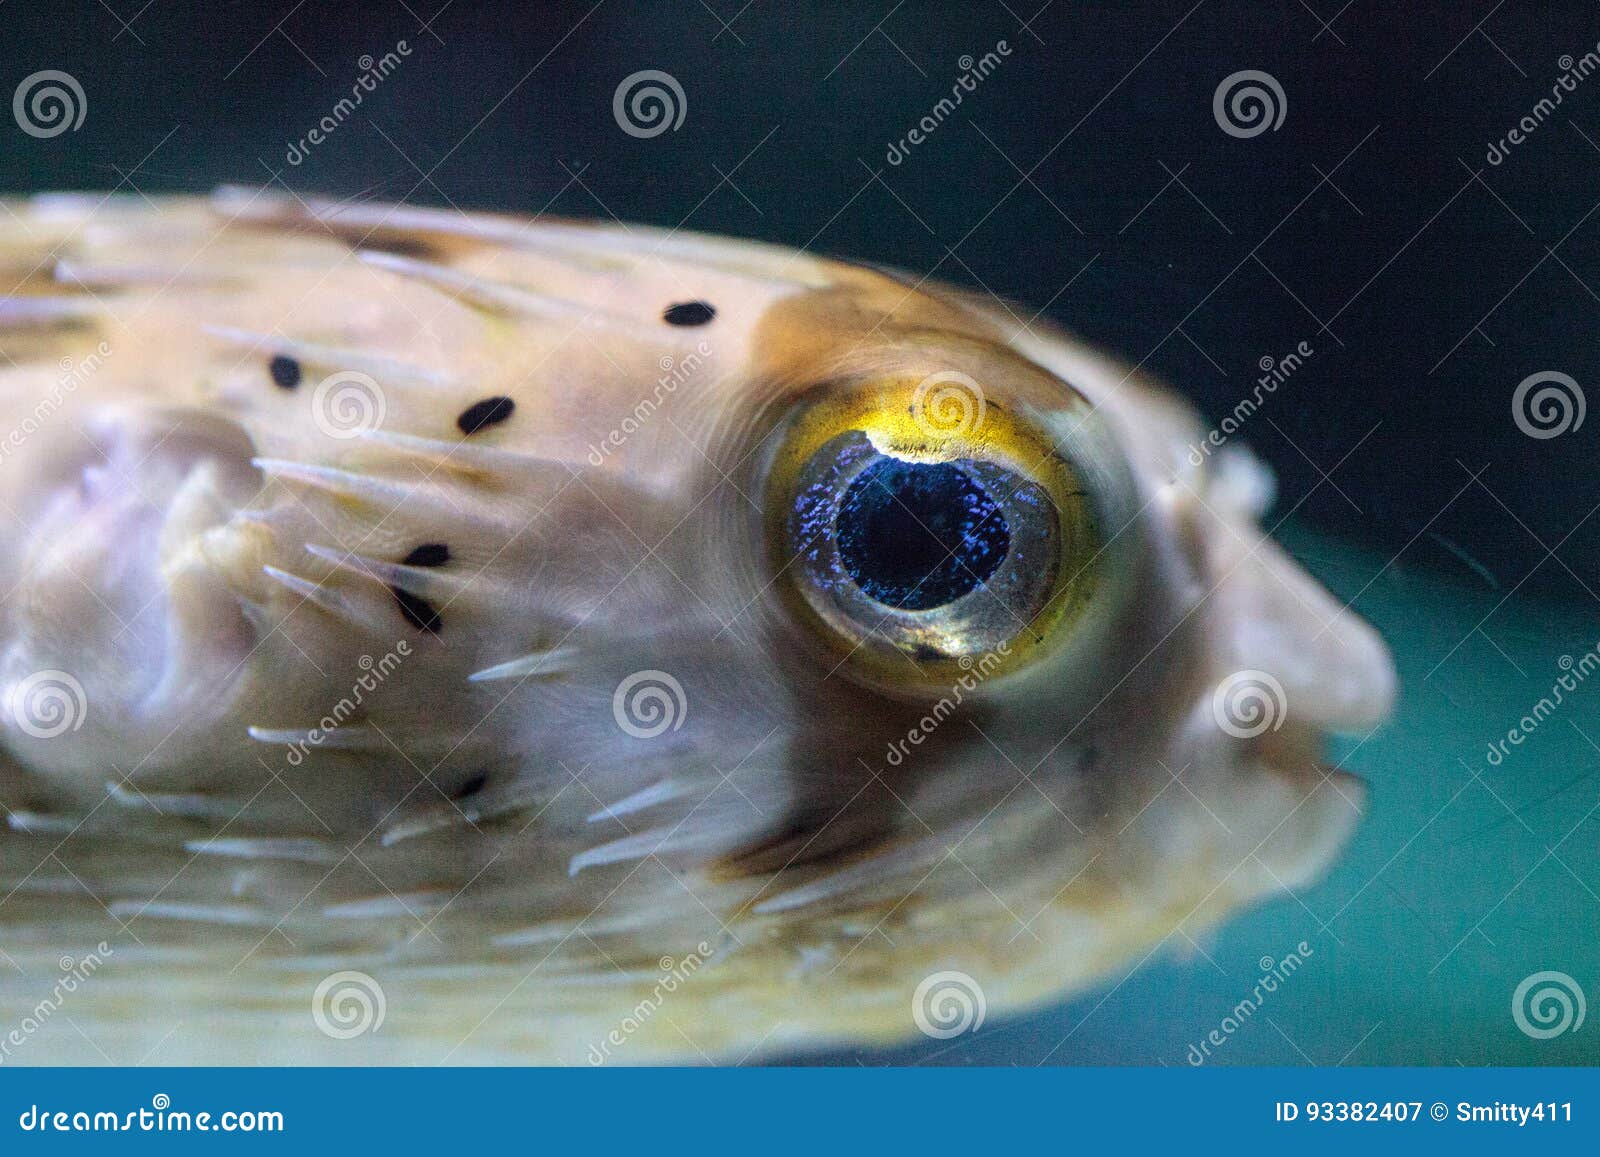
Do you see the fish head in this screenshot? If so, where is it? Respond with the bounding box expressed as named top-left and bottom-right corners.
top-left (522, 263), bottom-right (1398, 891)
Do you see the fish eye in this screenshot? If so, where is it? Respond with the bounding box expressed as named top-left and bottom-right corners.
top-left (767, 372), bottom-right (1102, 687)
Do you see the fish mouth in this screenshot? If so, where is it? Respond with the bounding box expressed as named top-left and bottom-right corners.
top-left (3, 407), bottom-right (262, 745)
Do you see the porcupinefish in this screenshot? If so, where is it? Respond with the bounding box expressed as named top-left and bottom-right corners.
top-left (0, 188), bottom-right (1393, 1064)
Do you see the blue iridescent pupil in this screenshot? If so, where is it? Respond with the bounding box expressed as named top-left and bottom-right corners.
top-left (835, 458), bottom-right (1010, 610)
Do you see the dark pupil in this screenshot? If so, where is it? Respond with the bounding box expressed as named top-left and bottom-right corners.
top-left (835, 458), bottom-right (1009, 610)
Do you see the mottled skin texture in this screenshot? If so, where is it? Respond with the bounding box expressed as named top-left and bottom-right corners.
top-left (0, 191), bottom-right (1393, 1064)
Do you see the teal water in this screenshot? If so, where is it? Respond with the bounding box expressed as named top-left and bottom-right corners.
top-left (804, 526), bottom-right (1599, 1065)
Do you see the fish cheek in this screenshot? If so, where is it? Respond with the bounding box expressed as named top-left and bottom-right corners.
top-left (711, 652), bottom-right (998, 880)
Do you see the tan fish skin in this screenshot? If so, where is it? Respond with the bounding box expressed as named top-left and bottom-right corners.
top-left (0, 189), bottom-right (1394, 1064)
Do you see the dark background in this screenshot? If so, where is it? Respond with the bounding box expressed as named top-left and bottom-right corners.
top-left (5, 0), bottom-right (1596, 604)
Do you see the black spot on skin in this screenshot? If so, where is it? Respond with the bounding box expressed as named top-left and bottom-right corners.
top-left (911, 643), bottom-right (944, 663)
top-left (662, 300), bottom-right (715, 327)
top-left (453, 773), bottom-right (488, 800)
top-left (269, 355), bottom-right (302, 389)
top-left (402, 543), bottom-right (450, 568)
top-left (457, 396), bottom-right (515, 435)
top-left (392, 587), bottom-right (442, 634)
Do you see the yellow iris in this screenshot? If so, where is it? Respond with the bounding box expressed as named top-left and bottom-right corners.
top-left (765, 372), bottom-right (1103, 691)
